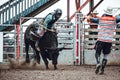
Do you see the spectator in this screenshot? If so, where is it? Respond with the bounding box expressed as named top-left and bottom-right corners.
top-left (115, 14), bottom-right (120, 46)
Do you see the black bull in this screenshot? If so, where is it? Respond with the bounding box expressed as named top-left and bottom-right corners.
top-left (24, 23), bottom-right (64, 69)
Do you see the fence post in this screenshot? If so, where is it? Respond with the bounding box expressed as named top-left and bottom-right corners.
top-left (75, 12), bottom-right (84, 65)
top-left (16, 24), bottom-right (20, 60)
top-left (75, 12), bottom-right (79, 65)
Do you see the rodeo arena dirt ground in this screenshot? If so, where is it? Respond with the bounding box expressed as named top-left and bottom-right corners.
top-left (0, 58), bottom-right (120, 80)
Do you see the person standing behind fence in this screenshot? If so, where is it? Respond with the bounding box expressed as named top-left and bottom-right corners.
top-left (116, 14), bottom-right (120, 35)
top-left (87, 10), bottom-right (99, 40)
top-left (87, 12), bottom-right (120, 75)
top-left (115, 14), bottom-right (120, 47)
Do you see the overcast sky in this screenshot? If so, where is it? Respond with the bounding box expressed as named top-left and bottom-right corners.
top-left (34, 0), bottom-right (120, 18)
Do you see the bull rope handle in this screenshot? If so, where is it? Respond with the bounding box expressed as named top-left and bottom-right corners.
top-left (39, 24), bottom-right (56, 32)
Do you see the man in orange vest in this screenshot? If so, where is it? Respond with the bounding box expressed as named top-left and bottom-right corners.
top-left (87, 10), bottom-right (99, 40)
top-left (88, 12), bottom-right (120, 75)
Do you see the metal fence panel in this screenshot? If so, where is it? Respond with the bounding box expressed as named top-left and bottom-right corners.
top-left (0, 24), bottom-right (17, 63)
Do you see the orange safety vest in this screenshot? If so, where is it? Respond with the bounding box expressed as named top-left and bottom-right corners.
top-left (98, 16), bottom-right (116, 42)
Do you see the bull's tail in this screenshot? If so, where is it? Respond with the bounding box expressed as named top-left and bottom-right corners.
top-left (57, 44), bottom-right (68, 51)
top-left (57, 47), bottom-right (66, 51)
top-left (46, 46), bottom-right (66, 53)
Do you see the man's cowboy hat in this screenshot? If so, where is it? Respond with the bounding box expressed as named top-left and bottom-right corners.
top-left (104, 8), bottom-right (113, 15)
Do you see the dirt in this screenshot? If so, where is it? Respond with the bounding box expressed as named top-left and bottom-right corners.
top-left (0, 65), bottom-right (120, 80)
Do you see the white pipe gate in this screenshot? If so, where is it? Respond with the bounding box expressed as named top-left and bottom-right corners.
top-left (55, 22), bottom-right (76, 65)
top-left (0, 24), bottom-right (17, 63)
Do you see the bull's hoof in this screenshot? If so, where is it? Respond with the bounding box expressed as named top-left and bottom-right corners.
top-left (36, 57), bottom-right (40, 64)
top-left (37, 60), bottom-right (40, 64)
top-left (26, 58), bottom-right (30, 63)
top-left (54, 65), bottom-right (58, 70)
top-left (54, 68), bottom-right (57, 70)
top-left (54, 67), bottom-right (58, 70)
top-left (46, 67), bottom-right (49, 70)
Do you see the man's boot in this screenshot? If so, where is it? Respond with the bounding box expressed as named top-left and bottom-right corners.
top-left (95, 53), bottom-right (101, 74)
top-left (99, 59), bottom-right (107, 75)
top-left (95, 63), bottom-right (101, 74)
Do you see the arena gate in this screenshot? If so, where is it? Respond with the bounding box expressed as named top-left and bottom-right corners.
top-left (0, 24), bottom-right (18, 63)
top-left (75, 12), bottom-right (120, 65)
top-left (19, 17), bottom-right (76, 65)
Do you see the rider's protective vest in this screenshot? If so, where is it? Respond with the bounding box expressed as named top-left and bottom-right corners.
top-left (44, 13), bottom-right (58, 29)
top-left (98, 16), bottom-right (116, 42)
